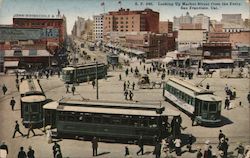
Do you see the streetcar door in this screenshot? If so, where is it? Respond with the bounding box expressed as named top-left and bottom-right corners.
top-left (195, 99), bottom-right (203, 116)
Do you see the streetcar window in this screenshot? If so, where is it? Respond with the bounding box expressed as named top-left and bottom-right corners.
top-left (209, 103), bottom-right (217, 112)
top-left (24, 105), bottom-right (29, 112)
top-left (149, 117), bottom-right (157, 127)
top-left (58, 115), bottom-right (65, 121)
top-left (202, 102), bottom-right (208, 112)
top-left (93, 117), bottom-right (102, 123)
top-left (121, 118), bottom-right (129, 125)
top-left (112, 118), bottom-right (121, 124)
top-left (103, 117), bottom-right (111, 124)
top-left (85, 116), bottom-right (92, 123)
top-left (31, 104), bottom-right (39, 112)
top-left (67, 116), bottom-right (75, 121)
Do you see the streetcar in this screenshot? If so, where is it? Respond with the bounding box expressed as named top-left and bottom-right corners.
top-left (43, 99), bottom-right (181, 144)
top-left (163, 77), bottom-right (222, 125)
top-left (61, 62), bottom-right (107, 84)
top-left (19, 79), bottom-right (46, 128)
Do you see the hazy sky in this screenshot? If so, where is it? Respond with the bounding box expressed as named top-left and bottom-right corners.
top-left (0, 0), bottom-right (249, 34)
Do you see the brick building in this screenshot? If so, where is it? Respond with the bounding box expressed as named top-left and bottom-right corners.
top-left (125, 32), bottom-right (175, 58)
top-left (159, 21), bottom-right (173, 33)
top-left (12, 14), bottom-right (67, 52)
top-left (229, 31), bottom-right (250, 47)
top-left (103, 8), bottom-right (159, 41)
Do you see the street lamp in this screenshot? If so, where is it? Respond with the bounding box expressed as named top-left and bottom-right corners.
top-left (158, 40), bottom-right (160, 59)
top-left (96, 61), bottom-right (99, 100)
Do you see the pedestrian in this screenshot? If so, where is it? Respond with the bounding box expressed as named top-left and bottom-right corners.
top-left (222, 138), bottom-right (229, 158)
top-left (46, 72), bottom-right (49, 79)
top-left (224, 97), bottom-right (230, 110)
top-left (119, 74), bottom-right (122, 81)
top-left (2, 84), bottom-right (7, 95)
top-left (124, 146), bottom-right (129, 157)
top-left (218, 130), bottom-right (225, 142)
top-left (65, 84), bottom-right (69, 93)
top-left (92, 80), bottom-right (96, 88)
top-left (27, 146), bottom-right (35, 158)
top-left (55, 148), bottom-right (62, 158)
top-left (10, 97), bottom-right (16, 111)
top-left (12, 121), bottom-right (24, 138)
top-left (154, 141), bottom-right (162, 158)
top-left (130, 67), bottom-right (133, 73)
top-left (174, 137), bottom-right (182, 156)
top-left (204, 145), bottom-right (212, 158)
top-left (143, 65), bottom-right (146, 71)
top-left (196, 148), bottom-right (202, 158)
top-left (53, 142), bottom-right (61, 157)
top-left (27, 123), bottom-right (36, 138)
top-left (247, 92), bottom-right (250, 104)
top-left (224, 84), bottom-right (229, 94)
top-left (206, 83), bottom-right (210, 90)
top-left (91, 136), bottom-right (98, 156)
top-left (235, 143), bottom-right (244, 158)
top-left (132, 82), bottom-right (135, 90)
top-left (71, 85), bottom-right (76, 95)
top-left (124, 90), bottom-right (128, 100)
top-left (136, 136), bottom-right (144, 155)
top-left (147, 68), bottom-right (149, 74)
top-left (16, 78), bottom-right (19, 84)
top-left (191, 112), bottom-right (196, 126)
top-left (125, 68), bottom-right (129, 77)
top-left (18, 147), bottom-right (27, 158)
top-left (129, 90), bottom-right (134, 101)
top-left (57, 71), bottom-right (60, 78)
top-left (187, 134), bottom-right (193, 152)
top-left (0, 141), bottom-right (8, 154)
top-left (127, 81), bottom-right (130, 89)
top-left (46, 128), bottom-right (53, 144)
top-left (123, 81), bottom-right (126, 91)
top-left (16, 83), bottom-right (20, 91)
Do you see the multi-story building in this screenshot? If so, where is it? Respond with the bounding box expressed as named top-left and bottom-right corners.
top-left (208, 32), bottom-right (230, 43)
top-left (221, 14), bottom-right (244, 25)
top-left (229, 31), bottom-right (250, 47)
top-left (179, 23), bottom-right (202, 30)
top-left (93, 14), bottom-right (104, 42)
top-left (125, 32), bottom-right (175, 58)
top-left (193, 14), bottom-right (210, 31)
top-left (72, 17), bottom-right (86, 38)
top-left (173, 12), bottom-right (192, 30)
top-left (103, 8), bottom-right (159, 41)
top-left (13, 13), bottom-right (67, 48)
top-left (177, 29), bottom-right (206, 51)
top-left (159, 21), bottom-right (173, 33)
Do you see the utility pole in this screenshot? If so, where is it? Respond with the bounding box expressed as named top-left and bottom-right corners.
top-left (96, 61), bottom-right (99, 100)
top-left (158, 40), bottom-right (160, 59)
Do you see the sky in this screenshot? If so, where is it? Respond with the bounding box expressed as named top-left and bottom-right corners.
top-left (0, 0), bottom-right (249, 34)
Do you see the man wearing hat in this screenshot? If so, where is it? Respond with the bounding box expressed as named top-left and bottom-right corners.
top-left (235, 143), bottom-right (244, 158)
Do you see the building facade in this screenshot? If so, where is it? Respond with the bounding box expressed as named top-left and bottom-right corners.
top-left (159, 21), bottom-right (173, 33)
top-left (103, 8), bottom-right (159, 41)
top-left (192, 14), bottom-right (210, 31)
top-left (125, 32), bottom-right (175, 58)
top-left (72, 17), bottom-right (86, 38)
top-left (221, 14), bottom-right (244, 25)
top-left (173, 12), bottom-right (192, 30)
top-left (12, 13), bottom-right (67, 53)
top-left (177, 29), bottom-right (206, 51)
top-left (93, 14), bottom-right (104, 42)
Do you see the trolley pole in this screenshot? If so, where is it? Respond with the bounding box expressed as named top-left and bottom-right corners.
top-left (96, 61), bottom-right (99, 100)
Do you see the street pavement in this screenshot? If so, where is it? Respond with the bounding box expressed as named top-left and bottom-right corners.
top-left (0, 49), bottom-right (250, 157)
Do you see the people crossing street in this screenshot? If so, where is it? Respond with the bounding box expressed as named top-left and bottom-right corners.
top-left (65, 84), bottom-right (69, 93)
top-left (2, 84), bottom-right (7, 95)
top-left (27, 123), bottom-right (36, 138)
top-left (71, 85), bottom-right (76, 95)
top-left (91, 137), bottom-right (98, 156)
top-left (12, 121), bottom-right (24, 138)
top-left (124, 90), bottom-right (128, 100)
top-left (129, 90), bottom-right (134, 101)
top-left (27, 146), bottom-right (35, 158)
top-left (132, 82), bottom-right (135, 90)
top-left (10, 97), bottom-right (16, 111)
top-left (18, 147), bottom-right (27, 158)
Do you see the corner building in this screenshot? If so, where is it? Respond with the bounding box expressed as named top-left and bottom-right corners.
top-left (103, 8), bottom-right (159, 40)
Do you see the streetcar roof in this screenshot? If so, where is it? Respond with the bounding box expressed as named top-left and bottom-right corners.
top-left (59, 98), bottom-right (162, 110)
top-left (196, 94), bottom-right (222, 102)
top-left (19, 79), bottom-right (43, 95)
top-left (43, 100), bottom-right (180, 116)
top-left (167, 78), bottom-right (213, 95)
top-left (21, 95), bottom-right (46, 102)
top-left (43, 101), bottom-right (58, 110)
top-left (62, 67), bottom-right (75, 71)
top-left (57, 104), bottom-right (180, 116)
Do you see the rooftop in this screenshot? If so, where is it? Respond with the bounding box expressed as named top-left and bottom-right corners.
top-left (13, 14), bottom-right (63, 19)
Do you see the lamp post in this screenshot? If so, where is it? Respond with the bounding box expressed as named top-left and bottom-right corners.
top-left (96, 61), bottom-right (99, 100)
top-left (158, 40), bottom-right (160, 59)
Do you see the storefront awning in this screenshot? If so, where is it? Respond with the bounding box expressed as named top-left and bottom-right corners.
top-left (203, 59), bottom-right (234, 64)
top-left (4, 61), bottom-right (19, 67)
